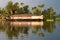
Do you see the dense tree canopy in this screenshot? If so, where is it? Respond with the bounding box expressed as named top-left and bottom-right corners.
top-left (42, 7), bottom-right (55, 20)
top-left (0, 1), bottom-right (56, 20)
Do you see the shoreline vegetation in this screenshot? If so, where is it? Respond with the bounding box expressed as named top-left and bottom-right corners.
top-left (55, 18), bottom-right (60, 21)
top-left (0, 1), bottom-right (56, 21)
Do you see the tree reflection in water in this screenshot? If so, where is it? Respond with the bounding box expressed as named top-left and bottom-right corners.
top-left (43, 21), bottom-right (55, 33)
top-left (0, 21), bottom-right (55, 40)
top-left (6, 21), bottom-right (29, 40)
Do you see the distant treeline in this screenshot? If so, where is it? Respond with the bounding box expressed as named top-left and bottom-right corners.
top-left (0, 1), bottom-right (56, 20)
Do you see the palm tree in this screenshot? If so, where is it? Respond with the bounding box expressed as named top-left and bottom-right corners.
top-left (13, 2), bottom-right (19, 14)
top-left (38, 4), bottom-right (45, 9)
top-left (32, 7), bottom-right (37, 14)
top-left (38, 4), bottom-right (45, 14)
top-left (23, 5), bottom-right (29, 13)
top-left (47, 7), bottom-right (55, 19)
top-left (21, 2), bottom-right (25, 7)
top-left (5, 1), bottom-right (13, 15)
top-left (32, 4), bottom-right (45, 15)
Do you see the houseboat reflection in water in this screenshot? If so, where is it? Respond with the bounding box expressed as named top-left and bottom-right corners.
top-left (10, 21), bottom-right (43, 27)
top-left (0, 20), bottom-right (56, 40)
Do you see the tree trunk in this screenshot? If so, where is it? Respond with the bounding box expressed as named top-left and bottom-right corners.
top-left (10, 10), bottom-right (13, 15)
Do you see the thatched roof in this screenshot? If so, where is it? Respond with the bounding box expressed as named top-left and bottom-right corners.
top-left (10, 14), bottom-right (38, 17)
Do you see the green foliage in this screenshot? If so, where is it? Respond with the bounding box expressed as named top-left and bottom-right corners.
top-left (43, 21), bottom-right (55, 33)
top-left (23, 5), bottom-right (29, 13)
top-left (0, 1), bottom-right (56, 20)
top-left (17, 8), bottom-right (24, 14)
top-left (38, 4), bottom-right (45, 8)
top-left (55, 18), bottom-right (60, 21)
top-left (32, 4), bottom-right (45, 15)
top-left (42, 7), bottom-right (56, 21)
top-left (3, 1), bottom-right (30, 15)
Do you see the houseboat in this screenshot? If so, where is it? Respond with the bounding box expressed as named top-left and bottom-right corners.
top-left (6, 14), bottom-right (43, 21)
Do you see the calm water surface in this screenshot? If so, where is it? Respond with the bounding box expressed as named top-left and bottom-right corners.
top-left (0, 21), bottom-right (60, 40)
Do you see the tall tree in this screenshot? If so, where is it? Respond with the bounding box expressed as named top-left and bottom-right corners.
top-left (12, 2), bottom-right (19, 14)
top-left (23, 5), bottom-right (29, 13)
top-left (38, 4), bottom-right (45, 14)
top-left (38, 4), bottom-right (45, 10)
top-left (42, 7), bottom-right (55, 21)
top-left (6, 1), bottom-right (13, 15)
top-left (47, 7), bottom-right (55, 19)
top-left (32, 4), bottom-right (45, 15)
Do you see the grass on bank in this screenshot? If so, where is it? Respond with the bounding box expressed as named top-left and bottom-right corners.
top-left (55, 18), bottom-right (60, 21)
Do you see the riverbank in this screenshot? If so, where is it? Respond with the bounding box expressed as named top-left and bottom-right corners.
top-left (46, 19), bottom-right (54, 22)
top-left (55, 18), bottom-right (60, 21)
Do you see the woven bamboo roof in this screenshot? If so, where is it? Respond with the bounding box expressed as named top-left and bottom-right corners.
top-left (10, 14), bottom-right (38, 17)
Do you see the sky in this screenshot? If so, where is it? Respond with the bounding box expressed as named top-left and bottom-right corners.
top-left (0, 0), bottom-right (60, 15)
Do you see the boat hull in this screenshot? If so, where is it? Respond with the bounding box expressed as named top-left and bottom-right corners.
top-left (6, 19), bottom-right (43, 21)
